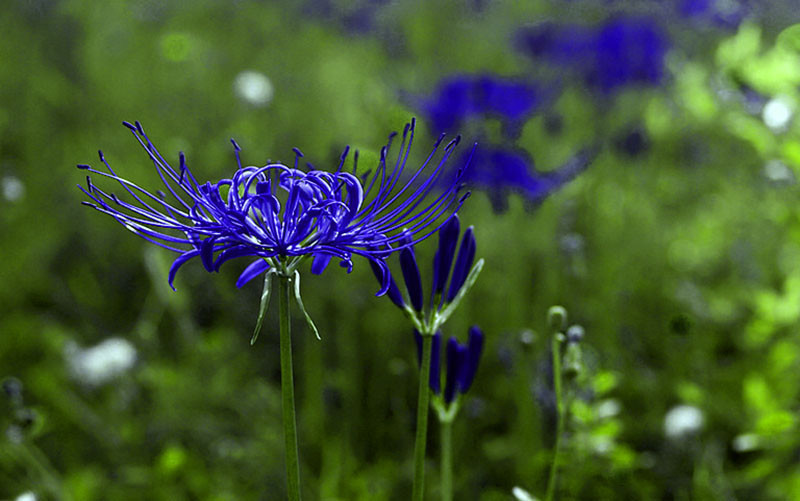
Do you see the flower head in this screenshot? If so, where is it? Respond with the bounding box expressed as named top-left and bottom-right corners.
top-left (414, 326), bottom-right (485, 404)
top-left (78, 120), bottom-right (472, 293)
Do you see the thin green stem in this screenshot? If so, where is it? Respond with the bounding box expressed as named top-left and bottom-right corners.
top-left (544, 333), bottom-right (565, 501)
top-left (8, 441), bottom-right (68, 501)
top-left (412, 333), bottom-right (433, 501)
top-left (440, 419), bottom-right (453, 501)
top-left (278, 275), bottom-right (302, 501)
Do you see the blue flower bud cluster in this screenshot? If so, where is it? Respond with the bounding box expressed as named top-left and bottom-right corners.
top-left (370, 213), bottom-right (476, 317)
top-left (414, 327), bottom-right (484, 405)
top-left (371, 213), bottom-right (485, 412)
top-left (515, 17), bottom-right (670, 95)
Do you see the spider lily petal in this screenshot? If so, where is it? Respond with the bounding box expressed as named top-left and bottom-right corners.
top-left (369, 260), bottom-right (405, 308)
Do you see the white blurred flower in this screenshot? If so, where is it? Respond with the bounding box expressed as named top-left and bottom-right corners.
top-left (732, 433), bottom-right (760, 452)
top-left (764, 160), bottom-right (794, 183)
top-left (596, 399), bottom-right (621, 419)
top-left (664, 404), bottom-right (704, 439)
top-left (66, 337), bottom-right (137, 386)
top-left (512, 486), bottom-right (539, 501)
top-left (234, 70), bottom-right (274, 107)
top-left (762, 96), bottom-right (793, 131)
top-left (15, 492), bottom-right (37, 501)
top-left (2, 175), bottom-right (25, 202)
top-left (591, 436), bottom-right (614, 455)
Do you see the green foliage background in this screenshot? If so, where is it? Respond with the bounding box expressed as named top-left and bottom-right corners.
top-left (2, 1), bottom-right (800, 499)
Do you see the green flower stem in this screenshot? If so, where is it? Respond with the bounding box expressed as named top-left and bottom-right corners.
top-left (440, 418), bottom-right (453, 501)
top-left (278, 274), bottom-right (302, 501)
top-left (544, 333), bottom-right (565, 501)
top-left (4, 441), bottom-right (68, 501)
top-left (412, 332), bottom-right (434, 501)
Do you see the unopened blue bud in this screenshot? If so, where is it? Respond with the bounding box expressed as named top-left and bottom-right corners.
top-left (447, 226), bottom-right (476, 302)
top-left (433, 214), bottom-right (460, 296)
top-left (400, 247), bottom-right (424, 311)
top-left (444, 337), bottom-right (467, 404)
top-left (459, 326), bottom-right (484, 392)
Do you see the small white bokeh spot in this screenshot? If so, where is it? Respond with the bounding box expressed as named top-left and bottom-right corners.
top-left (2, 175), bottom-right (25, 202)
top-left (664, 404), bottom-right (704, 439)
top-left (234, 70), bottom-right (274, 107)
top-left (762, 96), bottom-right (793, 131)
top-left (65, 337), bottom-right (137, 386)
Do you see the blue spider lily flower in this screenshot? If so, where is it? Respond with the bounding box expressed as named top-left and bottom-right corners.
top-left (78, 119), bottom-right (473, 294)
top-left (415, 326), bottom-right (484, 404)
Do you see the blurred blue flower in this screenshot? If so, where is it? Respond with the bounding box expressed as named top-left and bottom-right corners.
top-left (614, 128), bottom-right (650, 157)
top-left (457, 145), bottom-right (596, 209)
top-left (414, 326), bottom-right (484, 404)
top-left (514, 21), bottom-right (594, 66)
top-left (421, 74), bottom-right (548, 134)
top-left (678, 0), bottom-right (751, 29)
top-left (588, 18), bottom-right (669, 93)
top-left (78, 120), bottom-right (472, 294)
top-left (516, 17), bottom-right (670, 94)
top-left (302, 0), bottom-right (390, 35)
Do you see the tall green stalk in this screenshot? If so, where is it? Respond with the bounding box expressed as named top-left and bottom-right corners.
top-left (440, 419), bottom-right (453, 501)
top-left (278, 274), bottom-right (301, 501)
top-left (544, 333), bottom-right (565, 501)
top-left (412, 333), bottom-right (434, 501)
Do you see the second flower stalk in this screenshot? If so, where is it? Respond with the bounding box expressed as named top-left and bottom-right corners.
top-left (372, 213), bottom-right (485, 500)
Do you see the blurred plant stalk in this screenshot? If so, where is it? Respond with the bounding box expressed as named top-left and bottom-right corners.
top-left (544, 307), bottom-right (567, 501)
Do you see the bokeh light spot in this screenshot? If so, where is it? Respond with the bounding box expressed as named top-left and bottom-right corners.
top-left (161, 32), bottom-right (193, 62)
top-left (234, 70), bottom-right (274, 107)
top-left (762, 96), bottom-right (793, 130)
